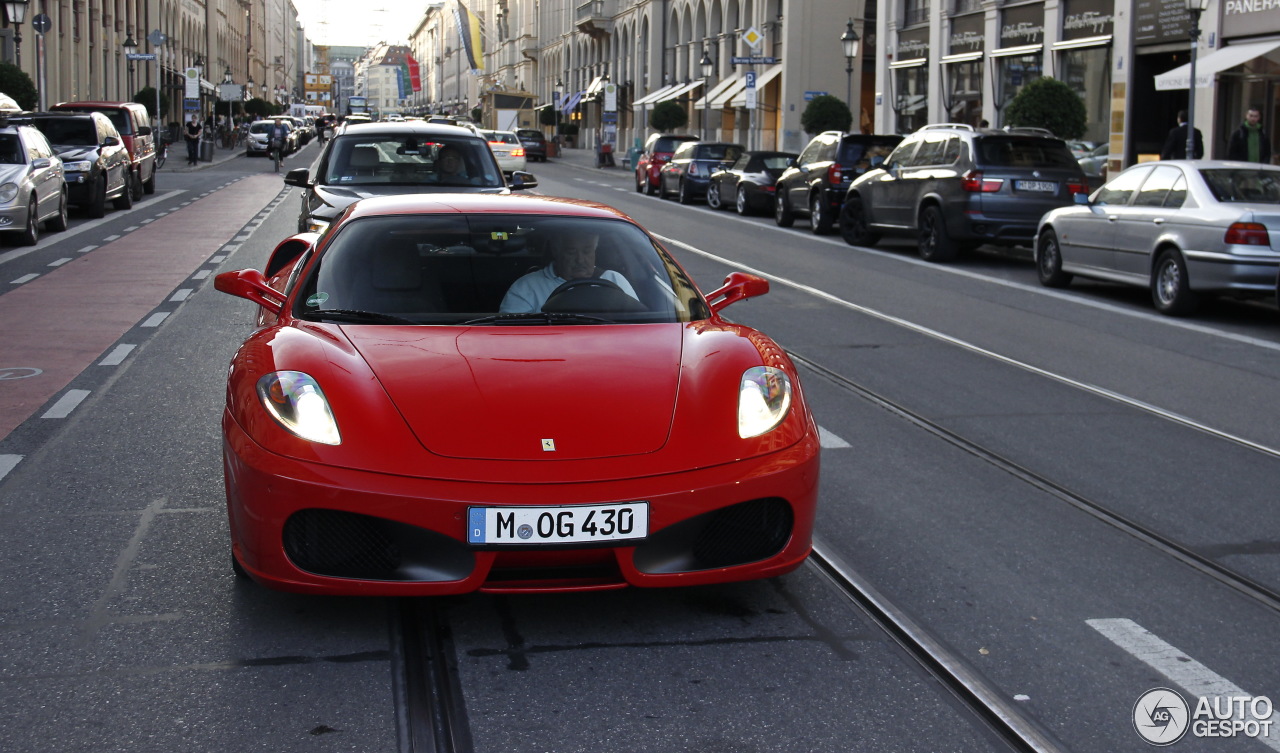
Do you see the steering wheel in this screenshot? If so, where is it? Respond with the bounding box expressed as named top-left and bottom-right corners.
top-left (542, 277), bottom-right (646, 314)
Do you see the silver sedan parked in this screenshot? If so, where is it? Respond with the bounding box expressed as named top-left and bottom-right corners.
top-left (1035, 160), bottom-right (1280, 315)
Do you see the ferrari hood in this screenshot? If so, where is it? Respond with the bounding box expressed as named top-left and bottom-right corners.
top-left (343, 325), bottom-right (684, 460)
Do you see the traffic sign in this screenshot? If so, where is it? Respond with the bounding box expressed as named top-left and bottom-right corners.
top-left (32, 13), bottom-right (51, 34)
top-left (741, 27), bottom-right (763, 48)
top-left (148, 30), bottom-right (167, 47)
top-left (745, 71), bottom-right (757, 89)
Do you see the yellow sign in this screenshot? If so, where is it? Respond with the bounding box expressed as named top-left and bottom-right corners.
top-left (742, 27), bottom-right (763, 48)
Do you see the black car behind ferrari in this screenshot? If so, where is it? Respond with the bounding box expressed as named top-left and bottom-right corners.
top-left (706, 150), bottom-right (798, 215)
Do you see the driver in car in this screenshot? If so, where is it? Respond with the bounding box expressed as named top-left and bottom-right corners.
top-left (499, 231), bottom-right (639, 313)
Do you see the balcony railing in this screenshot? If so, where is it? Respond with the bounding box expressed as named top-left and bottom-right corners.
top-left (575, 0), bottom-right (615, 36)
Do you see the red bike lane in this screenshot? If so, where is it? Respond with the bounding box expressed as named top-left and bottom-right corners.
top-left (0, 174), bottom-right (286, 442)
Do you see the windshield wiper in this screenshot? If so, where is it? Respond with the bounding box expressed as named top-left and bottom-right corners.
top-left (460, 312), bottom-right (614, 326)
top-left (302, 309), bottom-right (417, 324)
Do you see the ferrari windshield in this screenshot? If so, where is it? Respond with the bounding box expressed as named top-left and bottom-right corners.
top-left (322, 135), bottom-right (503, 188)
top-left (295, 214), bottom-right (710, 325)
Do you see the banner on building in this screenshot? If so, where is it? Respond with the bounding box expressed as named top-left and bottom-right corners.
top-left (405, 54), bottom-right (423, 92)
top-left (454, 1), bottom-right (484, 74)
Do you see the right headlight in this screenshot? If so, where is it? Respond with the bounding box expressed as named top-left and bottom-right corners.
top-left (737, 366), bottom-right (793, 438)
top-left (0, 182), bottom-right (18, 204)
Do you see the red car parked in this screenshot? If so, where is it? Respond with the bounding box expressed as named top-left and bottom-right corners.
top-left (216, 193), bottom-right (820, 596)
top-left (51, 101), bottom-right (156, 199)
top-left (635, 133), bottom-right (698, 196)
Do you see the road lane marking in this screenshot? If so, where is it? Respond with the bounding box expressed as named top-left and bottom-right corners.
top-left (48, 258), bottom-right (72, 267)
top-left (42, 389), bottom-right (90, 419)
top-left (1088, 618), bottom-right (1280, 751)
top-left (10, 273), bottom-right (38, 284)
top-left (170, 289), bottom-right (193, 302)
top-left (103, 234), bottom-right (121, 242)
top-left (0, 454), bottom-right (20, 480)
top-left (99, 344), bottom-right (136, 366)
top-left (819, 426), bottom-right (851, 448)
top-left (192, 269), bottom-right (211, 280)
top-left (141, 312), bottom-right (170, 328)
top-left (210, 255), bottom-right (227, 263)
top-left (76, 245), bottom-right (97, 253)
top-left (658, 234), bottom-right (1280, 461)
top-left (123, 226), bottom-right (140, 232)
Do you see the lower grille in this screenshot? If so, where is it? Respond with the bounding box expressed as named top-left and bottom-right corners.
top-left (282, 509), bottom-right (473, 582)
top-left (632, 498), bottom-right (794, 574)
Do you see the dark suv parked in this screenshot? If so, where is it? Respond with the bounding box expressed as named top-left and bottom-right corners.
top-left (515, 129), bottom-right (548, 162)
top-left (18, 112), bottom-right (132, 217)
top-left (839, 124), bottom-right (1088, 261)
top-left (635, 133), bottom-right (698, 195)
top-left (774, 131), bottom-right (903, 234)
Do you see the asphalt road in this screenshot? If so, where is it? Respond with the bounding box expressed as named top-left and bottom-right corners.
top-left (1, 144), bottom-right (1278, 752)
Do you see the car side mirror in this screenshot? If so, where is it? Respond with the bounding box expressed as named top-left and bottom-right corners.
top-left (103, 136), bottom-right (121, 147)
top-left (137, 126), bottom-right (152, 137)
top-left (214, 268), bottom-right (286, 316)
top-left (31, 157), bottom-right (52, 169)
top-left (509, 170), bottom-right (539, 190)
top-left (706, 271), bottom-right (770, 314)
top-left (1073, 192), bottom-right (1090, 206)
top-left (283, 168), bottom-right (312, 188)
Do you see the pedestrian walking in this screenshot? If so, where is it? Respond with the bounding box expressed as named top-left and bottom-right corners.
top-left (1227, 106), bottom-right (1273, 163)
top-left (1160, 110), bottom-right (1203, 160)
top-left (184, 114), bottom-right (203, 165)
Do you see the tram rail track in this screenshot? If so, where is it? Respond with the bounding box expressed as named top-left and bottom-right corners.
top-left (791, 351), bottom-right (1280, 618)
top-left (392, 599), bottom-right (473, 753)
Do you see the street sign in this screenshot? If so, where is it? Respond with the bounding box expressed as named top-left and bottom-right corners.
top-left (148, 30), bottom-right (167, 47)
top-left (32, 13), bottom-right (51, 34)
top-left (126, 53), bottom-right (157, 61)
top-left (745, 71), bottom-right (757, 89)
top-left (804, 91), bottom-right (829, 101)
top-left (745, 71), bottom-right (757, 109)
top-left (731, 56), bottom-right (779, 65)
top-left (741, 27), bottom-right (763, 48)
top-left (183, 98), bottom-right (199, 112)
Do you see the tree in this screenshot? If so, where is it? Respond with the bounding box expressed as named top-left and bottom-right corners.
top-left (650, 100), bottom-right (688, 132)
top-left (1003, 77), bottom-right (1087, 139)
top-left (133, 88), bottom-right (169, 123)
top-left (0, 63), bottom-right (38, 111)
top-left (539, 107), bottom-right (557, 127)
top-left (800, 95), bottom-right (853, 135)
top-left (245, 98), bottom-right (275, 119)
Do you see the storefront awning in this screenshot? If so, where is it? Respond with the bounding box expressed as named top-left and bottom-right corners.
top-left (695, 73), bottom-right (744, 110)
top-left (709, 77), bottom-right (748, 109)
top-left (1154, 39), bottom-right (1280, 91)
top-left (633, 83), bottom-right (683, 106)
top-left (729, 65), bottom-right (782, 108)
top-left (653, 79), bottom-right (704, 104)
top-left (560, 90), bottom-right (585, 113)
top-left (584, 76), bottom-right (605, 97)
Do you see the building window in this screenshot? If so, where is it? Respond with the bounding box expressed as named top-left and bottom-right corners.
top-left (1060, 46), bottom-right (1111, 144)
top-left (953, 0), bottom-right (982, 13)
top-left (904, 0), bottom-right (931, 27)
top-left (894, 66), bottom-right (929, 134)
top-left (945, 60), bottom-right (984, 127)
top-left (996, 54), bottom-right (1043, 121)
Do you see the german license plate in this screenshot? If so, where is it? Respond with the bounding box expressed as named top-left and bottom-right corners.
top-left (1016, 180), bottom-right (1057, 192)
top-left (468, 502), bottom-right (649, 545)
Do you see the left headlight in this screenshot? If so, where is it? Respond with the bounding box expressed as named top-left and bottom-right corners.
top-left (256, 371), bottom-right (342, 445)
top-left (738, 366), bottom-right (793, 439)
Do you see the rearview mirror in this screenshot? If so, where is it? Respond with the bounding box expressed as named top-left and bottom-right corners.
top-left (509, 171), bottom-right (539, 190)
top-left (1073, 192), bottom-right (1090, 205)
top-left (215, 269), bottom-right (286, 316)
top-left (706, 272), bottom-right (770, 313)
top-left (283, 168), bottom-right (311, 188)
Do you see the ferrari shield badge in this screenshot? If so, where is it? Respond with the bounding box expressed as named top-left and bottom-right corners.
top-left (541, 439), bottom-right (556, 452)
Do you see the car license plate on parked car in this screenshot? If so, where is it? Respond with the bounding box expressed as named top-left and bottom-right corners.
top-left (468, 502), bottom-right (649, 545)
top-left (1016, 180), bottom-right (1057, 192)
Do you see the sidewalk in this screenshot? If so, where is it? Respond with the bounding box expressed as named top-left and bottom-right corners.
top-left (550, 145), bottom-right (630, 175)
top-left (166, 140), bottom-right (246, 172)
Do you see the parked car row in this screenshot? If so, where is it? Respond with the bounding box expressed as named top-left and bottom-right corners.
top-left (632, 123), bottom-right (1280, 316)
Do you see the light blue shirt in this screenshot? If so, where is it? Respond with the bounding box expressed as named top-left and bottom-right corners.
top-left (499, 263), bottom-right (638, 313)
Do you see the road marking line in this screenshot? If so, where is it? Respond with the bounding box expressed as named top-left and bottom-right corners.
top-left (658, 234), bottom-right (1280, 460)
top-left (123, 226), bottom-right (140, 232)
top-left (141, 218), bottom-right (155, 224)
top-left (42, 389), bottom-right (91, 419)
top-left (10, 273), bottom-right (38, 284)
top-left (192, 269), bottom-right (211, 280)
top-left (99, 344), bottom-right (136, 366)
top-left (819, 426), bottom-right (851, 448)
top-left (210, 255), bottom-right (227, 263)
top-left (76, 245), bottom-right (97, 254)
top-left (1088, 618), bottom-right (1280, 751)
top-left (140, 312), bottom-right (170, 328)
top-left (103, 234), bottom-right (121, 241)
top-left (48, 257), bottom-right (72, 267)
top-left (170, 289), bottom-right (193, 302)
top-left (0, 454), bottom-right (20, 480)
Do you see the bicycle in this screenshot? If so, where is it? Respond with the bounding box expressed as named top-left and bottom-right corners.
top-left (270, 137), bottom-right (283, 173)
top-left (155, 138), bottom-right (168, 169)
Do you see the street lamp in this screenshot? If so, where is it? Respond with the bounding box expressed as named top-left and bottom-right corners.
top-left (223, 66), bottom-right (234, 138)
top-left (841, 19), bottom-right (861, 117)
top-left (699, 47), bottom-right (714, 140)
top-left (122, 34), bottom-right (138, 99)
top-left (4, 0), bottom-right (29, 68)
top-left (554, 77), bottom-right (563, 153)
top-left (1185, 0), bottom-right (1209, 160)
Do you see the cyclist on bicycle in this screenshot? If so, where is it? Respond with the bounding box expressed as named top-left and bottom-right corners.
top-left (269, 119), bottom-right (289, 168)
